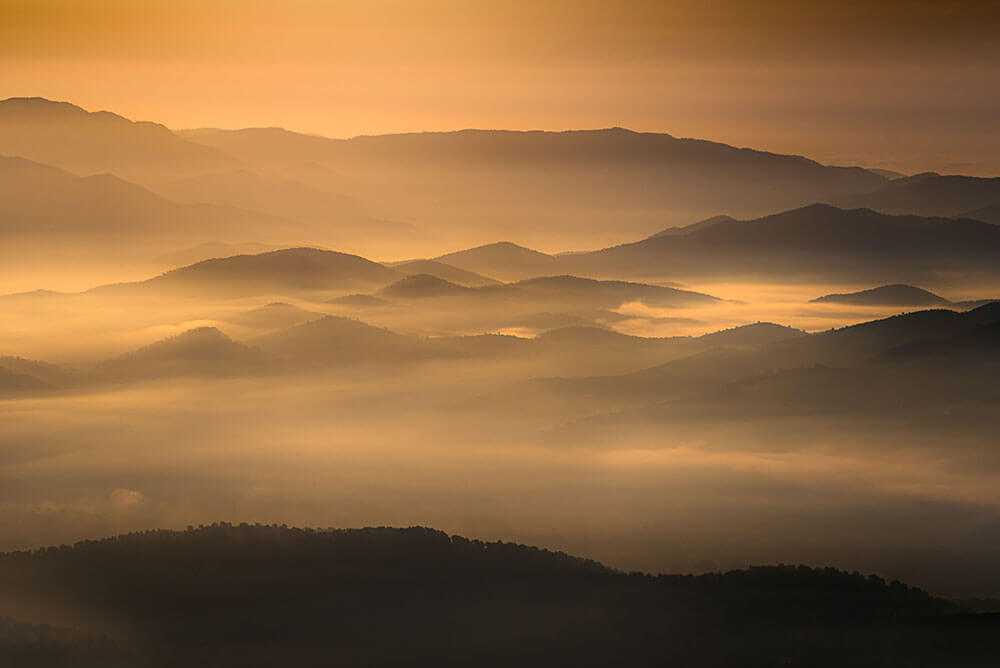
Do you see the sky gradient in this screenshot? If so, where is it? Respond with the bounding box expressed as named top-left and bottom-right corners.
top-left (2, 0), bottom-right (999, 174)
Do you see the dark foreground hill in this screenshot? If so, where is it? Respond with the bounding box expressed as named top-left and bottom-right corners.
top-left (0, 524), bottom-right (995, 668)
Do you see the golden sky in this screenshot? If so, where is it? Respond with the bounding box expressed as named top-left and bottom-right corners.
top-left (2, 0), bottom-right (999, 174)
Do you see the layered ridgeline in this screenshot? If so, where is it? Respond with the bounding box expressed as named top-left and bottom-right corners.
top-left (833, 172), bottom-right (1000, 222)
top-left (1, 524), bottom-right (995, 668)
top-left (0, 97), bottom-right (896, 249)
top-left (0, 155), bottom-right (290, 243)
top-left (180, 125), bottom-right (888, 245)
top-left (396, 205), bottom-right (1000, 284)
top-left (0, 97), bottom-right (237, 182)
top-left (503, 303), bottom-right (1000, 455)
top-left (553, 204), bottom-right (1000, 283)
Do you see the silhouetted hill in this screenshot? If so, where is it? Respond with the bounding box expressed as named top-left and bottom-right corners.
top-left (183, 126), bottom-right (888, 246)
top-left (1, 523), bottom-right (993, 668)
top-left (511, 275), bottom-right (717, 307)
top-left (98, 248), bottom-right (402, 297)
top-left (0, 365), bottom-right (51, 396)
top-left (0, 356), bottom-right (80, 388)
top-left (811, 284), bottom-right (952, 307)
top-left (251, 316), bottom-right (433, 366)
top-left (534, 326), bottom-right (648, 346)
top-left (834, 172), bottom-right (1000, 218)
top-left (223, 302), bottom-right (323, 329)
top-left (390, 259), bottom-right (500, 286)
top-left (97, 328), bottom-right (256, 381)
top-left (563, 204), bottom-right (1000, 282)
top-left (695, 322), bottom-right (806, 346)
top-left (372, 273), bottom-right (717, 311)
top-left (328, 293), bottom-right (391, 307)
top-left (0, 98), bottom-right (239, 183)
top-left (378, 273), bottom-right (472, 298)
top-left (0, 155), bottom-right (289, 242)
top-left (435, 242), bottom-right (558, 280)
top-left (500, 312), bottom-right (609, 332)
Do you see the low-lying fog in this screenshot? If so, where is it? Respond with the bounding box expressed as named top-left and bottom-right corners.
top-left (2, 272), bottom-right (999, 598)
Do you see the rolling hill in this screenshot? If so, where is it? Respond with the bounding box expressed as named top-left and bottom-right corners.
top-left (222, 302), bottom-right (324, 329)
top-left (251, 315), bottom-right (434, 366)
top-left (0, 365), bottom-right (51, 396)
top-left (96, 328), bottom-right (257, 381)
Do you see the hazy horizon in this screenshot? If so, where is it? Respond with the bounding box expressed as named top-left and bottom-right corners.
top-left (3, 1), bottom-right (999, 176)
